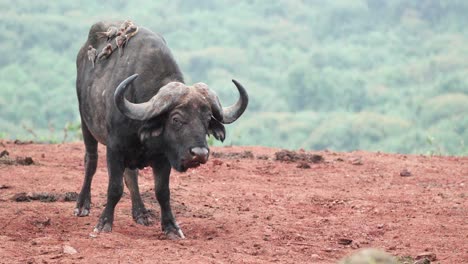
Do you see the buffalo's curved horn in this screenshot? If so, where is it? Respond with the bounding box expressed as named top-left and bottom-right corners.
top-left (221, 80), bottom-right (249, 124)
top-left (114, 74), bottom-right (188, 120)
top-left (203, 80), bottom-right (249, 124)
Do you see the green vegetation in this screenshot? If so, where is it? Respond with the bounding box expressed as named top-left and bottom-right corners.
top-left (1, 1), bottom-right (467, 155)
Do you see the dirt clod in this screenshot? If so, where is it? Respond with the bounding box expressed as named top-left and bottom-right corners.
top-left (0, 184), bottom-right (11, 189)
top-left (29, 192), bottom-right (58, 202)
top-left (256, 155), bottom-right (269, 160)
top-left (12, 192), bottom-right (60, 202)
top-left (16, 157), bottom-right (34, 165)
top-left (13, 140), bottom-right (34, 145)
top-left (0, 154), bottom-right (34, 166)
top-left (63, 192), bottom-right (79, 202)
top-left (0, 150), bottom-right (9, 158)
top-left (12, 192), bottom-right (30, 202)
top-left (274, 150), bottom-right (323, 163)
top-left (296, 162), bottom-right (311, 169)
top-left (400, 169), bottom-right (412, 177)
top-left (212, 151), bottom-right (254, 159)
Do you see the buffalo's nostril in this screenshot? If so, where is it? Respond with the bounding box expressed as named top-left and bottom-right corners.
top-left (190, 147), bottom-right (209, 163)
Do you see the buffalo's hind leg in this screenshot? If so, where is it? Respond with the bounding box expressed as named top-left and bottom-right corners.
top-left (75, 122), bottom-right (98, 217)
top-left (152, 157), bottom-right (185, 239)
top-left (124, 168), bottom-right (153, 226)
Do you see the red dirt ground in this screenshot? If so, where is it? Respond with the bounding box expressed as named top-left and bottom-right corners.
top-left (0, 141), bottom-right (466, 263)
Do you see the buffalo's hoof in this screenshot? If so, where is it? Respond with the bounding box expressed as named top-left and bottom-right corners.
top-left (94, 218), bottom-right (113, 233)
top-left (133, 209), bottom-right (154, 226)
top-left (74, 207), bottom-right (90, 217)
top-left (163, 221), bottom-right (185, 240)
top-left (165, 228), bottom-right (185, 240)
top-left (74, 197), bottom-right (91, 217)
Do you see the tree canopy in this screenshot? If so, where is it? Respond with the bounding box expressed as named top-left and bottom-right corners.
top-left (1, 0), bottom-right (467, 155)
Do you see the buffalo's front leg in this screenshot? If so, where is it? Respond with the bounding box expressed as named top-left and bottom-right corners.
top-left (152, 157), bottom-right (185, 239)
top-left (94, 147), bottom-right (125, 232)
top-left (124, 168), bottom-right (153, 226)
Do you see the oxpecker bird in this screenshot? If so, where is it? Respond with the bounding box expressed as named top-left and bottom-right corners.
top-left (115, 34), bottom-right (128, 57)
top-left (119, 20), bottom-right (133, 32)
top-left (97, 43), bottom-right (113, 60)
top-left (87, 45), bottom-right (97, 68)
top-left (96, 26), bottom-right (119, 41)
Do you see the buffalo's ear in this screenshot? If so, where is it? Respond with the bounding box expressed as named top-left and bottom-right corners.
top-left (209, 118), bottom-right (226, 142)
top-left (139, 118), bottom-right (164, 142)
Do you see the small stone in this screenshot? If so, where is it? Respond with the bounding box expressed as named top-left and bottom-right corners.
top-left (338, 238), bottom-right (353, 245)
top-left (89, 232), bottom-right (98, 238)
top-left (212, 159), bottom-right (223, 166)
top-left (310, 254), bottom-right (321, 260)
top-left (351, 158), bottom-right (363, 165)
top-left (400, 169), bottom-right (412, 177)
top-left (63, 245), bottom-right (78, 255)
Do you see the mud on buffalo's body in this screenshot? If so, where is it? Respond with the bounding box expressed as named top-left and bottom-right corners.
top-left (75, 21), bottom-right (248, 238)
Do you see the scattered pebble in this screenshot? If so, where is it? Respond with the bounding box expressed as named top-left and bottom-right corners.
top-left (400, 169), bottom-right (412, 177)
top-left (338, 238), bottom-right (353, 245)
top-left (351, 158), bottom-right (363, 165)
top-left (63, 245), bottom-right (78, 255)
top-left (33, 217), bottom-right (51, 228)
top-left (0, 184), bottom-right (11, 189)
top-left (212, 159), bottom-right (223, 166)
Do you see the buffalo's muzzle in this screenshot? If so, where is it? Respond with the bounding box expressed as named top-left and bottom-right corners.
top-left (189, 147), bottom-right (209, 164)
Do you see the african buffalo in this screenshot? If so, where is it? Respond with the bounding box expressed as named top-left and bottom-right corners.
top-left (75, 21), bottom-right (248, 238)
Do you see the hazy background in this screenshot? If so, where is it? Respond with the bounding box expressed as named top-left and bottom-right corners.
top-left (0, 0), bottom-right (467, 155)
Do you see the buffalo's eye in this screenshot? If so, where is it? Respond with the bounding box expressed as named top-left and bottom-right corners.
top-left (172, 117), bottom-right (182, 125)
